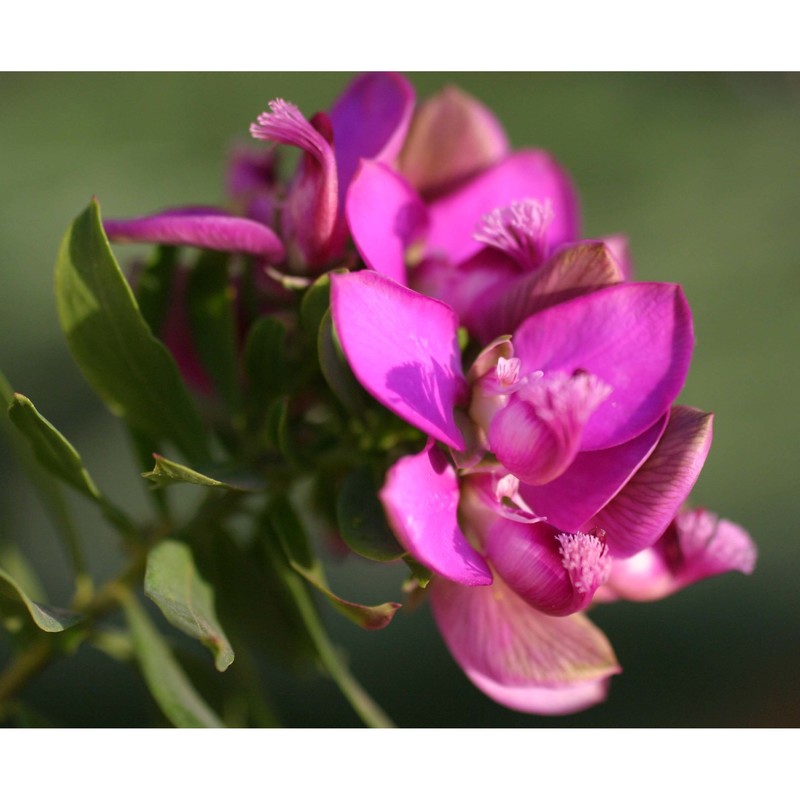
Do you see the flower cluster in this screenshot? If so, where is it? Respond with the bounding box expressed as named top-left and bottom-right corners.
top-left (104, 73), bottom-right (756, 715)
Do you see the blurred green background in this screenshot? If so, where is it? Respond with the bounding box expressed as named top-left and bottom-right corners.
top-left (1, 73), bottom-right (798, 727)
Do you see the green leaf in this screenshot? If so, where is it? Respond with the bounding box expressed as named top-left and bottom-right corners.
top-left (121, 590), bottom-right (224, 728)
top-left (337, 466), bottom-right (404, 562)
top-left (142, 454), bottom-right (265, 493)
top-left (8, 393), bottom-right (101, 501)
top-left (270, 497), bottom-right (400, 631)
top-left (144, 540), bottom-right (234, 672)
top-left (243, 315), bottom-right (287, 406)
top-left (299, 273), bottom-right (332, 335)
top-left (318, 308), bottom-right (367, 414)
top-left (55, 199), bottom-right (209, 463)
top-left (186, 251), bottom-right (242, 410)
top-left (0, 566), bottom-right (83, 633)
top-left (264, 396), bottom-right (293, 460)
top-left (135, 245), bottom-right (178, 334)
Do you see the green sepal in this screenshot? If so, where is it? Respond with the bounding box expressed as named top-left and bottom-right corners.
top-left (144, 540), bottom-right (234, 672)
top-left (337, 466), bottom-right (404, 562)
top-left (318, 308), bottom-right (368, 415)
top-left (270, 497), bottom-right (400, 631)
top-left (121, 590), bottom-right (224, 728)
top-left (54, 199), bottom-right (210, 463)
top-left (299, 273), bottom-right (332, 335)
top-left (0, 566), bottom-right (83, 634)
top-left (142, 453), bottom-right (265, 493)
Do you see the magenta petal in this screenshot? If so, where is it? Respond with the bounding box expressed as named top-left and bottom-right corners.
top-left (512, 283), bottom-right (694, 450)
top-left (399, 85), bottom-right (509, 196)
top-left (345, 161), bottom-right (428, 285)
top-left (329, 72), bottom-right (415, 203)
top-left (330, 271), bottom-right (467, 450)
top-left (596, 406), bottom-right (714, 557)
top-left (519, 413), bottom-right (667, 532)
top-left (426, 151), bottom-right (580, 264)
top-left (429, 576), bottom-right (620, 715)
top-left (380, 443), bottom-right (491, 586)
top-left (104, 207), bottom-right (285, 261)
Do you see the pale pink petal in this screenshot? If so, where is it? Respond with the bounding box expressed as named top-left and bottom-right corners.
top-left (519, 413), bottom-right (667, 532)
top-left (399, 85), bottom-right (509, 196)
top-left (380, 443), bottom-right (492, 586)
top-left (488, 371), bottom-right (612, 485)
top-left (602, 234), bottom-right (634, 280)
top-left (104, 207), bottom-right (285, 261)
top-left (429, 576), bottom-right (620, 715)
top-left (600, 509), bottom-right (757, 602)
top-left (486, 519), bottom-right (611, 616)
top-left (595, 406), bottom-right (714, 557)
top-left (345, 161), bottom-right (428, 285)
top-left (468, 241), bottom-right (624, 343)
top-left (250, 99), bottom-right (337, 265)
top-left (425, 151), bottom-right (580, 264)
top-left (330, 271), bottom-right (467, 450)
top-left (329, 72), bottom-right (415, 202)
top-left (511, 283), bottom-right (694, 450)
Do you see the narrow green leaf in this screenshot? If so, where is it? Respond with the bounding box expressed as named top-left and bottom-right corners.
top-left (0, 567), bottom-right (83, 633)
top-left (121, 591), bottom-right (224, 728)
top-left (243, 315), bottom-right (287, 406)
top-left (142, 454), bottom-right (265, 493)
top-left (264, 396), bottom-right (292, 460)
top-left (186, 251), bottom-right (242, 410)
top-left (145, 540), bottom-right (234, 672)
top-left (8, 393), bottom-right (101, 500)
top-left (135, 245), bottom-right (178, 334)
top-left (271, 498), bottom-right (400, 631)
top-left (55, 199), bottom-right (209, 462)
top-left (337, 467), bottom-right (404, 562)
top-left (318, 308), bottom-right (367, 414)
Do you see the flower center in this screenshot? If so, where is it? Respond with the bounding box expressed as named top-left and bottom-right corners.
top-left (474, 199), bottom-right (553, 269)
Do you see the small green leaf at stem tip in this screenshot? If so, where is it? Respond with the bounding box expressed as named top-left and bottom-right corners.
top-left (337, 466), bottom-right (405, 562)
top-left (0, 567), bottom-right (83, 633)
top-left (142, 454), bottom-right (265, 492)
top-left (8, 393), bottom-right (100, 500)
top-left (271, 498), bottom-right (400, 631)
top-left (54, 199), bottom-right (209, 463)
top-left (121, 590), bottom-right (224, 728)
top-left (145, 540), bottom-right (234, 672)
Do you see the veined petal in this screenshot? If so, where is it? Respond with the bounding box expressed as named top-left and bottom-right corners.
top-left (429, 576), bottom-right (620, 715)
top-left (250, 99), bottom-right (337, 265)
top-left (380, 443), bottom-right (492, 586)
top-left (600, 509), bottom-right (757, 602)
top-left (488, 371), bottom-right (612, 485)
top-left (330, 271), bottom-right (467, 450)
top-left (486, 519), bottom-right (611, 616)
top-left (512, 282), bottom-right (694, 450)
top-left (399, 85), bottom-right (509, 196)
top-left (329, 72), bottom-right (415, 203)
top-left (345, 161), bottom-right (428, 285)
top-left (468, 241), bottom-right (624, 344)
top-left (426, 151), bottom-right (580, 264)
top-left (596, 406), bottom-right (714, 557)
top-left (104, 207), bottom-right (285, 261)
top-left (519, 413), bottom-right (667, 532)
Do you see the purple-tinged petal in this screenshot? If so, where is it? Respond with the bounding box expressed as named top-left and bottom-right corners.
top-left (600, 509), bottom-right (756, 602)
top-left (380, 443), bottom-right (492, 586)
top-left (595, 406), bottom-right (714, 557)
top-left (425, 151), bottom-right (580, 265)
top-left (512, 282), bottom-right (694, 450)
top-left (519, 412), bottom-right (667, 532)
top-left (468, 241), bottom-right (624, 344)
top-left (486, 519), bottom-right (611, 616)
top-left (461, 472), bottom-right (544, 525)
top-left (251, 99), bottom-right (337, 265)
top-left (399, 85), bottom-right (509, 196)
top-left (104, 207), bottom-right (285, 261)
top-left (474, 199), bottom-right (553, 270)
top-left (488, 371), bottom-right (612, 485)
top-left (602, 234), bottom-right (634, 280)
top-left (429, 576), bottom-right (620, 715)
top-left (329, 72), bottom-right (415, 203)
top-left (226, 145), bottom-right (278, 203)
top-left (330, 270), bottom-right (467, 450)
top-left (345, 161), bottom-right (428, 285)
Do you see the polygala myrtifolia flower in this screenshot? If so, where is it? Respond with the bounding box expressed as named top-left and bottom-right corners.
top-left (102, 73), bottom-right (755, 715)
